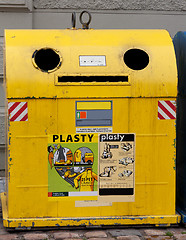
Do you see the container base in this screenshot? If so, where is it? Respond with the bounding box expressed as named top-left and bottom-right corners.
top-left (1, 192), bottom-right (181, 229)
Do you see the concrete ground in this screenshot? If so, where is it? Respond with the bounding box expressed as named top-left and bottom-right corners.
top-left (0, 178), bottom-right (185, 240)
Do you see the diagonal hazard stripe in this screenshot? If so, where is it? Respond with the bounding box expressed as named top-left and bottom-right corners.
top-left (8, 102), bottom-right (20, 115)
top-left (8, 102), bottom-right (15, 109)
top-left (165, 100), bottom-right (176, 112)
top-left (161, 101), bottom-right (176, 118)
top-left (8, 102), bottom-right (28, 122)
top-left (158, 101), bottom-right (175, 119)
top-left (14, 108), bottom-right (28, 121)
top-left (9, 102), bottom-right (26, 119)
top-left (158, 106), bottom-right (170, 119)
top-left (158, 100), bottom-right (176, 120)
top-left (10, 103), bottom-right (27, 121)
top-left (20, 113), bottom-right (28, 122)
top-left (158, 112), bottom-right (164, 120)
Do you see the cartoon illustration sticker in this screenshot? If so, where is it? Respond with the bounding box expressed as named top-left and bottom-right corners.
top-left (48, 134), bottom-right (98, 198)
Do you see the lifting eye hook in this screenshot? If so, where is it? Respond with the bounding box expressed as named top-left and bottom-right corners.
top-left (71, 12), bottom-right (76, 29)
top-left (79, 11), bottom-right (92, 29)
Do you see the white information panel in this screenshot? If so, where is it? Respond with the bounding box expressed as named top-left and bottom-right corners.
top-left (79, 56), bottom-right (106, 66)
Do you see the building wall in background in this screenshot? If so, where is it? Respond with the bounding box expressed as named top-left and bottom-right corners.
top-left (0, 0), bottom-right (185, 172)
top-left (34, 0), bottom-right (186, 11)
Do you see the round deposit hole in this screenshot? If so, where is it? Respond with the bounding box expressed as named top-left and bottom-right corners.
top-left (124, 48), bottom-right (149, 70)
top-left (32, 48), bottom-right (62, 72)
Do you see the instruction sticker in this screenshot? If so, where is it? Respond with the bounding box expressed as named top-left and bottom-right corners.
top-left (99, 134), bottom-right (135, 201)
top-left (48, 134), bottom-right (98, 199)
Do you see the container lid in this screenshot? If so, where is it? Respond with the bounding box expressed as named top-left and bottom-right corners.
top-left (5, 29), bottom-right (177, 99)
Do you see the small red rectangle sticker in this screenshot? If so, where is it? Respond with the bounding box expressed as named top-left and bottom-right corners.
top-left (48, 192), bottom-right (52, 197)
top-left (80, 111), bottom-right (87, 119)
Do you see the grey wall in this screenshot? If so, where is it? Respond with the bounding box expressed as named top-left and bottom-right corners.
top-left (32, 0), bottom-right (186, 34)
top-left (32, 0), bottom-right (186, 33)
top-left (34, 0), bottom-right (186, 11)
top-left (0, 0), bottom-right (186, 172)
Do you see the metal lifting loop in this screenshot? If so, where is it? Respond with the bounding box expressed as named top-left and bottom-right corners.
top-left (71, 12), bottom-right (76, 28)
top-left (79, 11), bottom-right (92, 29)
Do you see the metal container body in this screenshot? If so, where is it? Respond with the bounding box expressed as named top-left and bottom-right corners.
top-left (2, 29), bottom-right (179, 228)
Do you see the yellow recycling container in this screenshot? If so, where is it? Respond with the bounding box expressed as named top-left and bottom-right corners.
top-left (1, 29), bottom-right (180, 228)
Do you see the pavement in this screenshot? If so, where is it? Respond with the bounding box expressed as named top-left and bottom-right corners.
top-left (0, 178), bottom-right (185, 240)
top-left (0, 224), bottom-right (185, 240)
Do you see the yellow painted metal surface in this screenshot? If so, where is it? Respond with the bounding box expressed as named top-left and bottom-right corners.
top-left (2, 29), bottom-right (178, 228)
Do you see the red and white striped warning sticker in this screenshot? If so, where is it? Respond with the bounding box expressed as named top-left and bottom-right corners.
top-left (158, 100), bottom-right (176, 120)
top-left (8, 102), bottom-right (28, 122)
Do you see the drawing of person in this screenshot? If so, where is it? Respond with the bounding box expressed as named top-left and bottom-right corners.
top-left (53, 144), bottom-right (72, 165)
top-left (74, 167), bottom-right (97, 191)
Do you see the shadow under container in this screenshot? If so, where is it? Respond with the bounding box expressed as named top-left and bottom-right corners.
top-left (1, 29), bottom-right (180, 228)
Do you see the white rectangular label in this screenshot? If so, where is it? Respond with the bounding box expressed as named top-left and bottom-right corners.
top-left (79, 56), bottom-right (106, 66)
top-left (69, 191), bottom-right (98, 197)
top-left (75, 200), bottom-right (112, 207)
top-left (76, 127), bottom-right (113, 133)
